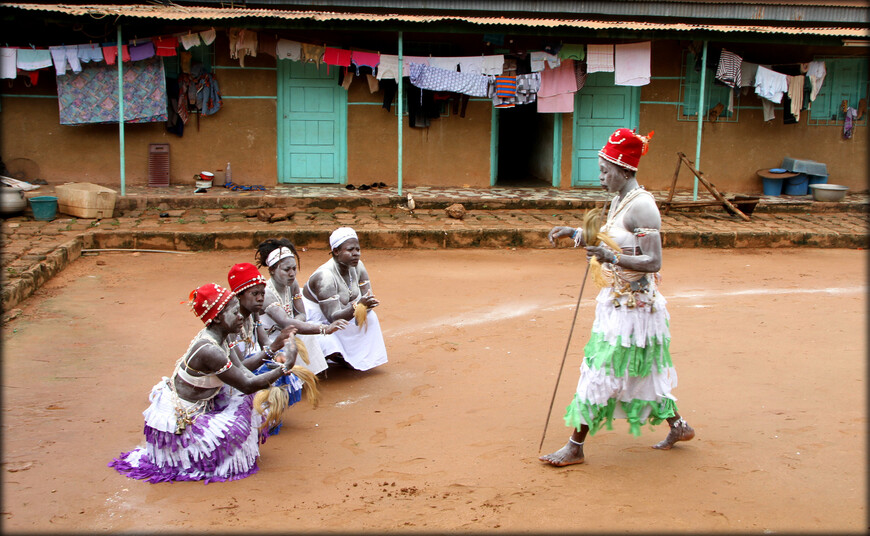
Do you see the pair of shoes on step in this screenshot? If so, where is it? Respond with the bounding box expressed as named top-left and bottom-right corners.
top-left (346, 182), bottom-right (387, 191)
top-left (224, 181), bottom-right (264, 192)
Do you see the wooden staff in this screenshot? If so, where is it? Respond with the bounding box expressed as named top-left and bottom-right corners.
top-left (537, 201), bottom-right (609, 453)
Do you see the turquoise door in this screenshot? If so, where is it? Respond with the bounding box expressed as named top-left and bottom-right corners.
top-left (277, 61), bottom-right (347, 183)
top-left (571, 72), bottom-right (639, 187)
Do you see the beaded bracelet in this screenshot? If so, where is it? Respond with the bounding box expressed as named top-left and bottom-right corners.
top-left (263, 346), bottom-right (276, 360)
top-left (319, 324), bottom-right (328, 335)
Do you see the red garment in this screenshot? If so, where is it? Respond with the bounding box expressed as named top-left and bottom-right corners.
top-left (153, 36), bottom-right (178, 57)
top-left (102, 45), bottom-right (130, 65)
top-left (323, 47), bottom-right (352, 67)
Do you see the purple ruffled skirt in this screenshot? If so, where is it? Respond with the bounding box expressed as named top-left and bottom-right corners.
top-left (109, 378), bottom-right (265, 484)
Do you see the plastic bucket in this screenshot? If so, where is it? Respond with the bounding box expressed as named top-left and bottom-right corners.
top-left (29, 196), bottom-right (58, 221)
top-left (784, 174), bottom-right (809, 196)
top-left (807, 174), bottom-right (828, 187)
top-left (762, 177), bottom-right (784, 196)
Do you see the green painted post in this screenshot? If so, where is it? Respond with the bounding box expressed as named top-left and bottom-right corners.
top-left (117, 25), bottom-right (126, 196)
top-left (397, 31), bottom-right (403, 197)
top-left (693, 40), bottom-right (708, 200)
top-left (490, 106), bottom-right (497, 186)
top-left (552, 113), bottom-right (562, 187)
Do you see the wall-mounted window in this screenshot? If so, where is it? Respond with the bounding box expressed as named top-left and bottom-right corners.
top-left (808, 56), bottom-right (869, 126)
top-left (679, 50), bottom-right (740, 123)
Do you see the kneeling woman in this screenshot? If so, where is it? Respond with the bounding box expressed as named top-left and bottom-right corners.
top-left (254, 238), bottom-right (348, 376)
top-left (109, 283), bottom-right (298, 484)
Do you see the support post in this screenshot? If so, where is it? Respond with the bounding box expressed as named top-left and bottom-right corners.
top-left (117, 25), bottom-right (126, 196)
top-left (397, 31), bottom-right (404, 197)
top-left (693, 40), bottom-right (708, 201)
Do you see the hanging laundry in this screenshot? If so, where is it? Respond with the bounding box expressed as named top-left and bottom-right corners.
top-left (538, 59), bottom-right (577, 98)
top-left (351, 51), bottom-right (380, 76)
top-left (77, 43), bottom-right (103, 63)
top-left (456, 56), bottom-right (484, 75)
top-left (761, 98), bottom-right (775, 122)
top-left (515, 72), bottom-right (541, 104)
top-left (787, 74), bottom-right (805, 122)
top-left (558, 44), bottom-right (585, 61)
top-left (301, 43), bottom-right (324, 67)
top-left (365, 73), bottom-right (379, 93)
top-left (806, 60), bottom-right (826, 102)
top-left (258, 34), bottom-right (278, 58)
top-left (739, 61), bottom-right (758, 88)
top-left (755, 65), bottom-right (788, 103)
top-left (402, 56), bottom-right (429, 77)
top-left (49, 45), bottom-right (81, 76)
top-left (408, 63), bottom-right (489, 97)
top-left (538, 59), bottom-right (577, 113)
top-left (614, 41), bottom-right (651, 86)
top-left (56, 57), bottom-right (167, 125)
top-left (380, 78), bottom-right (397, 111)
top-left (429, 57), bottom-right (459, 71)
top-left (102, 43), bottom-right (130, 65)
top-left (153, 36), bottom-right (178, 57)
top-left (176, 64), bottom-right (222, 123)
top-left (16, 49), bottom-right (52, 71)
top-left (492, 76), bottom-right (518, 108)
top-left (180, 33), bottom-right (202, 50)
top-left (376, 54), bottom-right (399, 80)
top-left (574, 60), bottom-right (588, 90)
top-left (128, 41), bottom-right (156, 62)
top-left (179, 51), bottom-right (192, 73)
top-left (199, 29), bottom-right (216, 46)
top-left (529, 51), bottom-right (560, 72)
top-left (0, 48), bottom-right (17, 79)
top-left (481, 55), bottom-right (505, 75)
top-left (715, 48), bottom-right (742, 88)
top-left (844, 107), bottom-right (857, 139)
top-left (228, 29), bottom-right (257, 67)
top-left (324, 47), bottom-right (352, 67)
top-left (276, 39), bottom-right (302, 62)
top-left (586, 44), bottom-right (614, 73)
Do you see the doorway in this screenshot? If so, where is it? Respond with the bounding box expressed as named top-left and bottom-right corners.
top-left (494, 104), bottom-right (554, 187)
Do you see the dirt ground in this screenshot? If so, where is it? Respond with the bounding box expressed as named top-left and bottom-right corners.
top-left (1, 247), bottom-right (866, 533)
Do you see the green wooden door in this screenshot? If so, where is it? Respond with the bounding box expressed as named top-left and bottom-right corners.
top-left (277, 61), bottom-right (347, 183)
top-left (571, 72), bottom-right (639, 187)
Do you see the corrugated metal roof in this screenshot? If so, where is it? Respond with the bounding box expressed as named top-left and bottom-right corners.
top-left (3, 3), bottom-right (868, 37)
top-left (183, 0), bottom-right (870, 25)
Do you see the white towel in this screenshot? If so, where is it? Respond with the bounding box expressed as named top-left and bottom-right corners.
top-left (614, 41), bottom-right (651, 86)
top-left (586, 44), bottom-right (614, 73)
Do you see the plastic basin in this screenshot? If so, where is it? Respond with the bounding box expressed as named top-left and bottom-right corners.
top-left (29, 196), bottom-right (58, 221)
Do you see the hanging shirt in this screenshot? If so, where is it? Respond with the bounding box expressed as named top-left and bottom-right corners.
top-left (129, 41), bottom-right (156, 62)
top-left (538, 59), bottom-right (577, 98)
top-left (77, 43), bottom-right (103, 63)
top-left (324, 47), bottom-right (352, 67)
top-left (276, 39), bottom-right (302, 62)
top-left (154, 36), bottom-right (178, 57)
top-left (0, 48), bottom-right (17, 79)
top-left (715, 49), bottom-right (742, 88)
top-left (739, 61), bottom-right (758, 88)
top-left (351, 51), bottom-right (380, 75)
top-left (558, 44), bottom-right (585, 61)
top-left (806, 60), bottom-right (826, 102)
top-left (614, 41), bottom-right (651, 86)
top-left (788, 74), bottom-right (805, 121)
top-left (199, 29), bottom-right (216, 46)
top-left (180, 33), bottom-right (202, 50)
top-left (754, 65), bottom-right (788, 103)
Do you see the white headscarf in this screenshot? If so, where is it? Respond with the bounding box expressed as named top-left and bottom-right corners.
top-left (266, 246), bottom-right (295, 268)
top-left (329, 227), bottom-right (358, 250)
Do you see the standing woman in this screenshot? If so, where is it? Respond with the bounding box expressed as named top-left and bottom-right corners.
top-left (109, 283), bottom-right (298, 483)
top-left (302, 227), bottom-right (388, 372)
top-left (254, 238), bottom-right (348, 376)
top-left (540, 128), bottom-right (695, 467)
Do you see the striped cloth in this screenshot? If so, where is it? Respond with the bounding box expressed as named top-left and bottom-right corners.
top-left (715, 49), bottom-right (742, 88)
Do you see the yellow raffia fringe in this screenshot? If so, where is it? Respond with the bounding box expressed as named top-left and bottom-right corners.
top-left (290, 365), bottom-right (320, 407)
top-left (353, 301), bottom-right (368, 332)
top-left (253, 385), bottom-right (289, 432)
top-left (583, 208), bottom-right (622, 289)
top-left (294, 336), bottom-right (310, 365)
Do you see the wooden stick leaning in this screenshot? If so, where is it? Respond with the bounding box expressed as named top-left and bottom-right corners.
top-left (537, 203), bottom-right (609, 454)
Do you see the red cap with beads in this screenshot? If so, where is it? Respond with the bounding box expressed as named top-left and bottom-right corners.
top-left (189, 283), bottom-right (234, 325)
top-left (598, 128), bottom-right (653, 172)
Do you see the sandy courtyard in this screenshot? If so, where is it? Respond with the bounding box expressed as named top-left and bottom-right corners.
top-left (2, 247), bottom-right (866, 532)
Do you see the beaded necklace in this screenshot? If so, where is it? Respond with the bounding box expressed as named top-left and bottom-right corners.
top-left (602, 186), bottom-right (649, 234)
top-left (266, 277), bottom-right (296, 316)
top-left (329, 258), bottom-right (359, 303)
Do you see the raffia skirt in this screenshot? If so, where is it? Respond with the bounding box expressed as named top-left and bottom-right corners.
top-left (564, 286), bottom-right (679, 437)
top-left (109, 378), bottom-right (265, 484)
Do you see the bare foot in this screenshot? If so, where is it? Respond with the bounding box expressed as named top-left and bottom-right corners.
top-left (652, 420), bottom-right (695, 450)
top-left (539, 442), bottom-right (585, 467)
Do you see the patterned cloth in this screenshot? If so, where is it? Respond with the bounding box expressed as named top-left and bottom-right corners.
top-left (56, 57), bottom-right (168, 125)
top-left (408, 62), bottom-right (489, 97)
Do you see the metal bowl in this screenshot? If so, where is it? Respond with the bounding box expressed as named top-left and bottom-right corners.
top-left (809, 184), bottom-right (849, 202)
